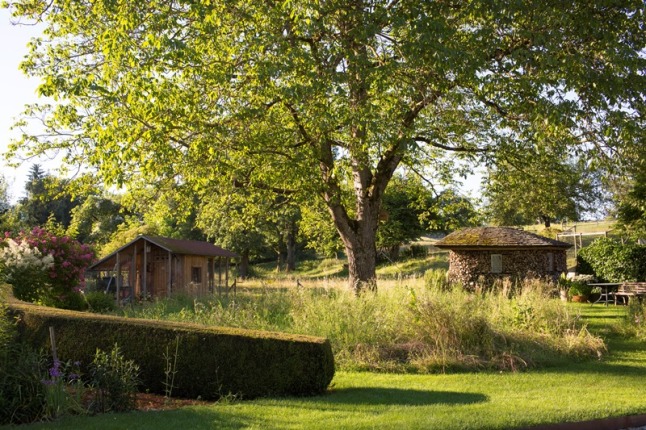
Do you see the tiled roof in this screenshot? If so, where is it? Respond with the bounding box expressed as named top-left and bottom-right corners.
top-left (435, 227), bottom-right (572, 249)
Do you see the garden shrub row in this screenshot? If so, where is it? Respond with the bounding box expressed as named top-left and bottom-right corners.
top-left (9, 302), bottom-right (335, 400)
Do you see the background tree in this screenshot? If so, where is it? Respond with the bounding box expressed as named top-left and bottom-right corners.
top-left (18, 164), bottom-right (80, 229)
top-left (424, 188), bottom-right (482, 233)
top-left (0, 175), bottom-right (13, 233)
top-left (66, 194), bottom-right (125, 247)
top-left (614, 147), bottom-right (646, 239)
top-left (482, 153), bottom-right (602, 228)
top-left (7, 1), bottom-right (645, 291)
top-left (377, 174), bottom-right (433, 261)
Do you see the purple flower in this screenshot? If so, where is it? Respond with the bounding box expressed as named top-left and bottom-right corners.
top-left (49, 361), bottom-right (62, 378)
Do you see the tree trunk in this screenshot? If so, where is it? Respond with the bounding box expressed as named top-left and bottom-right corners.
top-left (326, 193), bottom-right (381, 293)
top-left (286, 221), bottom-right (297, 273)
top-left (541, 215), bottom-right (552, 228)
top-left (238, 248), bottom-right (250, 279)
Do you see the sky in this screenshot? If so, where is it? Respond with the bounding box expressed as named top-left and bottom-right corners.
top-left (0, 7), bottom-right (45, 203)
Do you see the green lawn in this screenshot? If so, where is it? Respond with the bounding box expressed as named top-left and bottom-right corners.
top-left (14, 304), bottom-right (646, 430)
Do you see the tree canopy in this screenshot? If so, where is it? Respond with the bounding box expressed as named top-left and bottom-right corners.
top-left (483, 154), bottom-right (602, 228)
top-left (6, 0), bottom-right (645, 291)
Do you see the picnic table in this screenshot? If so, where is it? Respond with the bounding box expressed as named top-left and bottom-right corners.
top-left (589, 282), bottom-right (646, 306)
top-left (588, 283), bottom-right (621, 306)
top-left (613, 282), bottom-right (646, 305)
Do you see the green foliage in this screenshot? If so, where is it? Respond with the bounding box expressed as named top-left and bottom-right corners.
top-left (0, 296), bottom-right (48, 425)
top-left (88, 344), bottom-right (140, 413)
top-left (11, 303), bottom-right (335, 400)
top-left (577, 237), bottom-right (646, 282)
top-left (567, 282), bottom-right (593, 297)
top-left (8, 0), bottom-right (644, 290)
top-left (615, 153), bottom-right (646, 239)
top-left (377, 175), bottom-right (432, 251)
top-left (19, 164), bottom-right (81, 229)
top-left (84, 292), bottom-right (116, 313)
top-left (484, 155), bottom-right (602, 228)
top-left (67, 194), bottom-right (126, 248)
top-left (99, 217), bottom-right (156, 257)
top-left (0, 342), bottom-right (47, 425)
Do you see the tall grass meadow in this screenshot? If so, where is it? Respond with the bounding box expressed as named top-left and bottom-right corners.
top-left (118, 270), bottom-right (605, 373)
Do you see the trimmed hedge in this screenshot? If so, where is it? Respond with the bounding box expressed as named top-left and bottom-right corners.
top-left (9, 303), bottom-right (335, 400)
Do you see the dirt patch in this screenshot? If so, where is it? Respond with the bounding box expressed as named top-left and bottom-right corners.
top-left (135, 392), bottom-right (213, 411)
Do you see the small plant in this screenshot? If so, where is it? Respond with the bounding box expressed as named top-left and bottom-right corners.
top-left (42, 359), bottom-right (86, 420)
top-left (89, 344), bottom-right (140, 413)
top-left (568, 282), bottom-right (593, 297)
top-left (163, 336), bottom-right (180, 399)
top-left (85, 291), bottom-right (116, 313)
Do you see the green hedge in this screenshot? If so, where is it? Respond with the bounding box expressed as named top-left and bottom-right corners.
top-left (577, 237), bottom-right (646, 282)
top-left (9, 303), bottom-right (335, 400)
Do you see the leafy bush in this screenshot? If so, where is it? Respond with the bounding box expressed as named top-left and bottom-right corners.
top-left (85, 291), bottom-right (116, 313)
top-left (577, 237), bottom-right (646, 282)
top-left (89, 344), bottom-right (140, 413)
top-left (0, 228), bottom-right (94, 309)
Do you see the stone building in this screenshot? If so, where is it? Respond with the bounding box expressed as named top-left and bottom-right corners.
top-left (435, 227), bottom-right (571, 286)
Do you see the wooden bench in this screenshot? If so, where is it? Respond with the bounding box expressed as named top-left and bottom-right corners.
top-left (614, 282), bottom-right (646, 305)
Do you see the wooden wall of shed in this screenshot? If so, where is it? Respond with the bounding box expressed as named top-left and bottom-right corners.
top-left (148, 249), bottom-right (170, 298)
top-left (177, 255), bottom-right (210, 296)
top-left (447, 249), bottom-right (568, 287)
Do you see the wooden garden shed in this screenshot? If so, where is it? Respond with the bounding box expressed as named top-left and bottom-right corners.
top-left (435, 227), bottom-right (572, 287)
top-left (87, 235), bottom-right (238, 302)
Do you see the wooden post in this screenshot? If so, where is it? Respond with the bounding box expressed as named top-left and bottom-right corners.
top-left (49, 326), bottom-right (58, 363)
top-left (116, 251), bottom-right (121, 306)
top-left (133, 244), bottom-right (138, 300)
top-left (167, 251), bottom-right (172, 297)
top-left (225, 258), bottom-right (229, 297)
top-left (218, 257), bottom-right (222, 296)
top-left (143, 241), bottom-right (148, 299)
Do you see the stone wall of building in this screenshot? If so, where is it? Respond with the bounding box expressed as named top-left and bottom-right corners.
top-left (447, 249), bottom-right (568, 287)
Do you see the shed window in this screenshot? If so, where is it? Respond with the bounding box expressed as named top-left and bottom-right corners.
top-left (491, 254), bottom-right (502, 273)
top-left (547, 253), bottom-right (554, 272)
top-left (191, 267), bottom-right (202, 283)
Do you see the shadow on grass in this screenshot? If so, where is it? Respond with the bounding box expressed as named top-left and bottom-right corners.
top-left (323, 387), bottom-right (488, 406)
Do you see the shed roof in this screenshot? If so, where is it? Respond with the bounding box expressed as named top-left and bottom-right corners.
top-left (88, 235), bottom-right (238, 271)
top-left (435, 227), bottom-right (572, 250)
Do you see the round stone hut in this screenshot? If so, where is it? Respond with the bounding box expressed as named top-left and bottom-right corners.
top-left (435, 227), bottom-right (572, 286)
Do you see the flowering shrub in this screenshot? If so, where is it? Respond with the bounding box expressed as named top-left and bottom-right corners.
top-left (0, 228), bottom-right (95, 309)
top-left (0, 239), bottom-right (53, 302)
